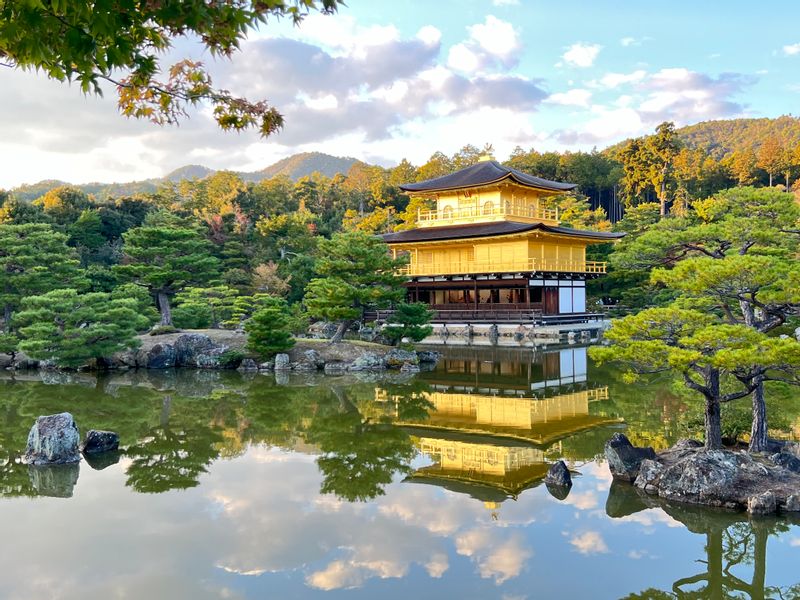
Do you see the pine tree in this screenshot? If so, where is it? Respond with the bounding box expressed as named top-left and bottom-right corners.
top-left (0, 223), bottom-right (84, 333)
top-left (15, 289), bottom-right (148, 368)
top-left (384, 303), bottom-right (433, 345)
top-left (245, 298), bottom-right (295, 358)
top-left (305, 231), bottom-right (406, 343)
top-left (115, 224), bottom-right (220, 326)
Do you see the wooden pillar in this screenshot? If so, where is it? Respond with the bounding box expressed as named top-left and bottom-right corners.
top-left (473, 279), bottom-right (478, 311)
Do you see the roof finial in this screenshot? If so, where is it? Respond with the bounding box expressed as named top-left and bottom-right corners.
top-left (478, 142), bottom-right (495, 162)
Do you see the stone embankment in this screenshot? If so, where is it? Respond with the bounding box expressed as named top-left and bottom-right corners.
top-left (1, 330), bottom-right (440, 372)
top-left (605, 433), bottom-right (800, 516)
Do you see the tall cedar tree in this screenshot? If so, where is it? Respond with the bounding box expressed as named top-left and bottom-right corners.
top-left (305, 231), bottom-right (407, 343)
top-left (16, 289), bottom-right (148, 368)
top-left (115, 225), bottom-right (220, 326)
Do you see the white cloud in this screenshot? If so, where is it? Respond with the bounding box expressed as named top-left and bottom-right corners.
top-left (545, 88), bottom-right (592, 107)
top-left (561, 43), bottom-right (602, 68)
top-left (447, 16), bottom-right (521, 73)
top-left (620, 36), bottom-right (651, 47)
top-left (782, 43), bottom-right (800, 56)
top-left (493, 0), bottom-right (520, 5)
top-left (593, 70), bottom-right (647, 88)
top-left (569, 531), bottom-right (610, 555)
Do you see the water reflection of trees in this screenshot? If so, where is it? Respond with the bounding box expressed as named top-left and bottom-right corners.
top-left (0, 372), bottom-right (430, 500)
top-left (608, 482), bottom-right (800, 600)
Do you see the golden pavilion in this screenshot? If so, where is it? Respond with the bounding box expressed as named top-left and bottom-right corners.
top-left (382, 158), bottom-right (624, 322)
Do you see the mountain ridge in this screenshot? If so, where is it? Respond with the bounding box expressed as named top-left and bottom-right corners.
top-left (9, 152), bottom-right (360, 201)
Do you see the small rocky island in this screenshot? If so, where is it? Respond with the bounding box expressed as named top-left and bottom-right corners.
top-left (605, 433), bottom-right (800, 516)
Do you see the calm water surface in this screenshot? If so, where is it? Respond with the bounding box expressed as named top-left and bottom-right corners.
top-left (1, 345), bottom-right (799, 599)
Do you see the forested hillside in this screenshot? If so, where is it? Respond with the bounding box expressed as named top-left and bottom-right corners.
top-left (679, 115), bottom-right (800, 159)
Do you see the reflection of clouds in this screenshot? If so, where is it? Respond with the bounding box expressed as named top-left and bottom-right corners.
top-left (455, 529), bottom-right (533, 584)
top-left (563, 490), bottom-right (599, 511)
top-left (617, 509), bottom-right (683, 530)
top-left (307, 560), bottom-right (365, 590)
top-left (569, 531), bottom-right (610, 555)
top-left (790, 537), bottom-right (800, 547)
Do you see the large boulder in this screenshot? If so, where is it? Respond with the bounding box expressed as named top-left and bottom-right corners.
top-left (384, 348), bottom-right (419, 368)
top-left (748, 491), bottom-right (777, 516)
top-left (604, 433), bottom-right (656, 482)
top-left (81, 430), bottom-right (119, 455)
top-left (274, 353), bottom-right (291, 370)
top-left (142, 342), bottom-right (177, 369)
top-left (417, 351), bottom-right (441, 364)
top-left (349, 352), bottom-right (385, 371)
top-left (656, 450), bottom-right (739, 504)
top-left (771, 452), bottom-right (800, 473)
top-left (23, 413), bottom-right (81, 465)
top-left (544, 460), bottom-right (572, 487)
top-left (308, 321), bottom-right (339, 339)
top-left (174, 333), bottom-right (229, 368)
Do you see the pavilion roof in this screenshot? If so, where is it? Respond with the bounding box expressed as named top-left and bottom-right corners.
top-left (382, 220), bottom-right (625, 244)
top-left (399, 160), bottom-right (578, 194)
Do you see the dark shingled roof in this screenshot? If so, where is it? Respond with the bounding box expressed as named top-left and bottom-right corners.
top-left (382, 221), bottom-right (625, 244)
top-left (400, 160), bottom-right (577, 193)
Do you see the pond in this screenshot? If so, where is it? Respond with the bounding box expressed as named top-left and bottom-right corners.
top-left (1, 345), bottom-right (799, 599)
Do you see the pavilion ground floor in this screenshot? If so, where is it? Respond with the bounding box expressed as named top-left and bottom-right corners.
top-left (401, 272), bottom-right (595, 323)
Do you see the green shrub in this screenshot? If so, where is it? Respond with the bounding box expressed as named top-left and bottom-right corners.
top-left (218, 348), bottom-right (246, 369)
top-left (383, 302), bottom-right (433, 345)
top-left (245, 298), bottom-right (295, 358)
top-left (172, 303), bottom-right (213, 329)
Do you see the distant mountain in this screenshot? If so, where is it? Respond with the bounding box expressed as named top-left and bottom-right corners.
top-left (678, 115), bottom-right (800, 159)
top-left (606, 115), bottom-right (800, 159)
top-left (164, 164), bottom-right (215, 182)
top-left (244, 151), bottom-right (358, 181)
top-left (8, 152), bottom-right (359, 201)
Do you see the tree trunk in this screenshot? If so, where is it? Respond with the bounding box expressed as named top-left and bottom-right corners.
top-left (769, 172), bottom-right (773, 187)
top-left (786, 172), bottom-right (790, 190)
top-left (3, 304), bottom-right (10, 334)
top-left (330, 319), bottom-right (353, 344)
top-left (749, 375), bottom-right (768, 453)
top-left (705, 398), bottom-right (723, 450)
top-left (705, 368), bottom-right (723, 450)
top-left (157, 292), bottom-right (172, 326)
top-left (660, 180), bottom-right (667, 217)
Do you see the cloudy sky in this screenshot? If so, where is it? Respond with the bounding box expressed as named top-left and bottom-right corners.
top-left (2, 0), bottom-right (800, 188)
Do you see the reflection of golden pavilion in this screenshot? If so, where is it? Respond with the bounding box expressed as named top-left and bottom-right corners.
top-left (386, 346), bottom-right (620, 504)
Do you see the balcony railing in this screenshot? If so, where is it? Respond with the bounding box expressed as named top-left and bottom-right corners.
top-left (398, 258), bottom-right (606, 277)
top-left (417, 203), bottom-right (559, 227)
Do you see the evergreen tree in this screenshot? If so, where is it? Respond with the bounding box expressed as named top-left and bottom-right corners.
top-left (304, 231), bottom-right (406, 343)
top-left (383, 303), bottom-right (433, 345)
top-left (15, 289), bottom-right (148, 368)
top-left (115, 223), bottom-right (220, 326)
top-left (0, 223), bottom-right (84, 333)
top-left (245, 298), bottom-right (295, 358)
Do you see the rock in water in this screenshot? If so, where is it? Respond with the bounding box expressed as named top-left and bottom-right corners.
top-left (544, 460), bottom-right (572, 487)
top-left (748, 491), bottom-right (777, 515)
top-left (604, 433), bottom-right (656, 481)
top-left (237, 358), bottom-right (258, 372)
top-left (384, 348), bottom-right (419, 368)
top-left (81, 430), bottom-right (119, 455)
top-left (23, 413), bottom-right (81, 465)
top-left (274, 353), bottom-right (291, 371)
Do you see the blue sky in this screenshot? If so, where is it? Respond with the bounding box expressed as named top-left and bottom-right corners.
top-left (1, 0), bottom-right (799, 187)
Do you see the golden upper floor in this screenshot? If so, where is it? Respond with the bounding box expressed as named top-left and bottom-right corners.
top-left (400, 158), bottom-right (576, 229)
